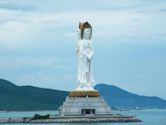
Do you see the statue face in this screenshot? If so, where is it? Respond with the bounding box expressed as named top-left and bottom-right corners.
top-left (83, 28), bottom-right (91, 40)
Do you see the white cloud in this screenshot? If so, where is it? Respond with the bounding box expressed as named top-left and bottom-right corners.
top-left (0, 0), bottom-right (166, 48)
top-left (0, 21), bottom-right (29, 48)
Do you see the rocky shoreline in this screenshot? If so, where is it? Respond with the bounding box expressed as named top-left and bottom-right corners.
top-left (0, 115), bottom-right (142, 123)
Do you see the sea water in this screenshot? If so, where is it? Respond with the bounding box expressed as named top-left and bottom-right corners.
top-left (0, 109), bottom-right (166, 125)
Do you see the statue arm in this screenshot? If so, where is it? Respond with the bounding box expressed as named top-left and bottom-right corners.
top-left (76, 47), bottom-right (80, 55)
top-left (87, 42), bottom-right (94, 60)
top-left (76, 41), bottom-right (81, 55)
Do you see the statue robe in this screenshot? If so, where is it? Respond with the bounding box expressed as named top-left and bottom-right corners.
top-left (76, 39), bottom-right (94, 90)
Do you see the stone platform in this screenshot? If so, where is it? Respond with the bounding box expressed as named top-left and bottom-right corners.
top-left (59, 96), bottom-right (112, 116)
top-left (0, 92), bottom-right (142, 123)
top-left (0, 95), bottom-right (142, 123)
top-left (0, 115), bottom-right (142, 123)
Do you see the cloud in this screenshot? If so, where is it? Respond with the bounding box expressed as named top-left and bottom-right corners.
top-left (0, 3), bottom-right (35, 12)
top-left (0, 21), bottom-right (29, 48)
top-left (0, 0), bottom-right (166, 48)
top-left (1, 9), bottom-right (165, 45)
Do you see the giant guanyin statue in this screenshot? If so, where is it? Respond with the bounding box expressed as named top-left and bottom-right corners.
top-left (76, 22), bottom-right (95, 91)
top-left (70, 22), bottom-right (99, 97)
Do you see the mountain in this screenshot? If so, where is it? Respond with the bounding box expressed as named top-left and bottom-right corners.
top-left (95, 84), bottom-right (166, 109)
top-left (0, 79), bottom-right (69, 111)
top-left (0, 79), bottom-right (166, 111)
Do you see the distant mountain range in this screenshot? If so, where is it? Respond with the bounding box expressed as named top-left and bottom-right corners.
top-left (0, 79), bottom-right (68, 111)
top-left (0, 79), bottom-right (166, 111)
top-left (95, 84), bottom-right (166, 109)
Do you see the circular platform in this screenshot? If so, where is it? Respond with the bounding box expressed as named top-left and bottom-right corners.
top-left (69, 90), bottom-right (100, 97)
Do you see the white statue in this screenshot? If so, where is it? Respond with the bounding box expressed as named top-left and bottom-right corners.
top-left (76, 22), bottom-right (95, 91)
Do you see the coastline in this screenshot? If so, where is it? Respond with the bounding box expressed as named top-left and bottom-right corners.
top-left (1, 109), bottom-right (166, 124)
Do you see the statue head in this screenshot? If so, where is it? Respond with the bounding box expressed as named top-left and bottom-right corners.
top-left (79, 22), bottom-right (92, 40)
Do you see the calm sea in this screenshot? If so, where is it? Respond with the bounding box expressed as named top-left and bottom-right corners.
top-left (0, 109), bottom-right (166, 125)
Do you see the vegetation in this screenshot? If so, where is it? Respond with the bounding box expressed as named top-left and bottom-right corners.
top-left (32, 114), bottom-right (50, 120)
top-left (0, 79), bottom-right (166, 111)
top-left (95, 84), bottom-right (166, 109)
top-left (0, 79), bottom-right (69, 111)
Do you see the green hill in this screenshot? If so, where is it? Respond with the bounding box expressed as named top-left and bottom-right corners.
top-left (0, 79), bottom-right (69, 111)
top-left (95, 84), bottom-right (166, 109)
top-left (0, 79), bottom-right (166, 111)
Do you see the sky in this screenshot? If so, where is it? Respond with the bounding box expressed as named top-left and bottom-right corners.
top-left (0, 0), bottom-right (166, 99)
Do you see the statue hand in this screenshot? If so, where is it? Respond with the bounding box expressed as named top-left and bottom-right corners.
top-left (87, 55), bottom-right (92, 60)
top-left (87, 51), bottom-right (94, 60)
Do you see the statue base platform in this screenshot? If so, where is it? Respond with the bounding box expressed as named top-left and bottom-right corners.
top-left (69, 90), bottom-right (100, 97)
top-left (59, 95), bottom-right (112, 116)
top-left (0, 92), bottom-right (142, 123)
